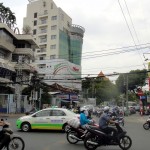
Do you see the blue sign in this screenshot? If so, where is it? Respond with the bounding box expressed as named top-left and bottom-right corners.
top-left (140, 96), bottom-right (146, 100)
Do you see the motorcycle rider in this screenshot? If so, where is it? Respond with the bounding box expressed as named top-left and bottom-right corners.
top-left (80, 108), bottom-right (92, 129)
top-left (0, 119), bottom-right (10, 149)
top-left (99, 106), bottom-right (117, 137)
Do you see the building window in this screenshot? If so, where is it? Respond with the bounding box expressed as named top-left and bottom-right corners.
top-left (51, 3), bottom-right (53, 9)
top-left (41, 18), bottom-right (47, 24)
top-left (51, 16), bottom-right (57, 20)
top-left (40, 36), bottom-right (47, 43)
top-left (50, 55), bottom-right (56, 59)
top-left (61, 14), bottom-right (64, 21)
top-left (34, 13), bottom-right (37, 18)
top-left (50, 45), bottom-right (56, 49)
top-left (40, 28), bottom-right (47, 33)
top-left (51, 35), bottom-right (56, 39)
top-left (39, 57), bottom-right (44, 60)
top-left (38, 64), bottom-right (46, 68)
top-left (44, 10), bottom-right (48, 15)
top-left (34, 20), bottom-right (37, 26)
top-left (51, 25), bottom-right (57, 30)
top-left (67, 21), bottom-right (71, 27)
top-left (33, 29), bottom-right (36, 35)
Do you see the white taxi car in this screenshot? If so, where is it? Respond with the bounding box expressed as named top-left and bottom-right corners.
top-left (16, 108), bottom-right (79, 132)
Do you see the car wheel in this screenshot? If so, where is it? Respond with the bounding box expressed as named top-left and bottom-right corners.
top-left (21, 122), bottom-right (31, 132)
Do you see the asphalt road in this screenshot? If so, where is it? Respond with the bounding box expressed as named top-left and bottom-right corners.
top-left (4, 114), bottom-right (150, 150)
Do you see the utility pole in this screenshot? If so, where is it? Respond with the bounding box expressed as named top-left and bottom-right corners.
top-left (126, 74), bottom-right (129, 115)
top-left (15, 56), bottom-right (23, 113)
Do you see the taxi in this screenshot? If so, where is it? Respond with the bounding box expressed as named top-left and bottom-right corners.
top-left (16, 108), bottom-right (79, 132)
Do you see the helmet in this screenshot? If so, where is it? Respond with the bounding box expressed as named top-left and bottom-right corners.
top-left (80, 107), bottom-right (87, 112)
top-left (103, 106), bottom-right (110, 112)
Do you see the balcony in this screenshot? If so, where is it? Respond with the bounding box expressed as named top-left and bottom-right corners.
top-left (0, 38), bottom-right (15, 52)
top-left (38, 20), bottom-right (48, 27)
top-left (0, 77), bottom-right (12, 83)
top-left (38, 11), bottom-right (48, 18)
top-left (0, 62), bottom-right (15, 72)
top-left (70, 24), bottom-right (85, 38)
top-left (36, 49), bottom-right (46, 55)
top-left (14, 63), bottom-right (36, 73)
top-left (14, 48), bottom-right (34, 58)
top-left (38, 30), bottom-right (47, 36)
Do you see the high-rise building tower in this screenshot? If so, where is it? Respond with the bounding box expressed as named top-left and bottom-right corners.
top-left (24, 0), bottom-right (85, 91)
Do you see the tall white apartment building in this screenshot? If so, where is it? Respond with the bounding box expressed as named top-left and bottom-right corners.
top-left (23, 0), bottom-right (85, 91)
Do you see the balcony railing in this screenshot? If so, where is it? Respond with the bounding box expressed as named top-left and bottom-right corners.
top-left (14, 48), bottom-right (34, 57)
top-left (14, 63), bottom-right (36, 72)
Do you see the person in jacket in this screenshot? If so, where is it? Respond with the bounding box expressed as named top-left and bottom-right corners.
top-left (99, 106), bottom-right (117, 137)
top-left (80, 108), bottom-right (92, 128)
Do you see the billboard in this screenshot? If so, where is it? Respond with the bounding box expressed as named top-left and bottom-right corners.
top-left (36, 59), bottom-right (81, 91)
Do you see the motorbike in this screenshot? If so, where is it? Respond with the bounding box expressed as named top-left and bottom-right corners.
top-left (66, 119), bottom-right (99, 144)
top-left (0, 119), bottom-right (25, 150)
top-left (143, 116), bottom-right (150, 130)
top-left (84, 123), bottom-right (132, 150)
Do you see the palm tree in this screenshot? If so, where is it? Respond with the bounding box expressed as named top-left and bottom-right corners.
top-left (0, 3), bottom-right (16, 29)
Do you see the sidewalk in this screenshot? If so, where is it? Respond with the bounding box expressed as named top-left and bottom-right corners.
top-left (0, 113), bottom-right (24, 118)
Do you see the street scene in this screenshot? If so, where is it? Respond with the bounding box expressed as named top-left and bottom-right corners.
top-left (1, 0), bottom-right (150, 150)
top-left (2, 113), bottom-right (150, 150)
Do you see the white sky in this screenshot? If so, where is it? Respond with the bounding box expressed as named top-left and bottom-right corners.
top-left (3, 0), bottom-right (150, 81)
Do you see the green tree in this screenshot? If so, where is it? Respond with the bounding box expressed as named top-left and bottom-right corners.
top-left (95, 80), bottom-right (119, 105)
top-left (116, 69), bottom-right (147, 94)
top-left (22, 73), bottom-right (51, 107)
top-left (0, 3), bottom-right (16, 28)
top-left (82, 77), bottom-right (119, 105)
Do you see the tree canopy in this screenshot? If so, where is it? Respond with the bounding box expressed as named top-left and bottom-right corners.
top-left (0, 3), bottom-right (16, 28)
top-left (116, 69), bottom-right (148, 94)
top-left (82, 77), bottom-right (119, 105)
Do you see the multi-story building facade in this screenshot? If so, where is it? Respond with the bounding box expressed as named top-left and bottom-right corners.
top-left (0, 23), bottom-right (38, 113)
top-left (24, 0), bottom-right (85, 91)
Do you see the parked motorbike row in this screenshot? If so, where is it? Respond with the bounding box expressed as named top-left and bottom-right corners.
top-left (0, 119), bottom-right (25, 150)
top-left (65, 119), bottom-right (132, 150)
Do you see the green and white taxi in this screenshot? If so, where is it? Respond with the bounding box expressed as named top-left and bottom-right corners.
top-left (16, 108), bottom-right (79, 132)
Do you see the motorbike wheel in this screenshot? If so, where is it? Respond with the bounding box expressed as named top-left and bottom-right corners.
top-left (84, 134), bottom-right (98, 150)
top-left (118, 135), bottom-right (132, 150)
top-left (66, 131), bottom-right (79, 144)
top-left (143, 123), bottom-right (150, 130)
top-left (7, 137), bottom-right (25, 150)
top-left (63, 124), bottom-right (71, 133)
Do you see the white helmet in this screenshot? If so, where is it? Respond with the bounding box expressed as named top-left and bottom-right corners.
top-left (80, 107), bottom-right (87, 112)
top-left (103, 106), bottom-right (110, 112)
